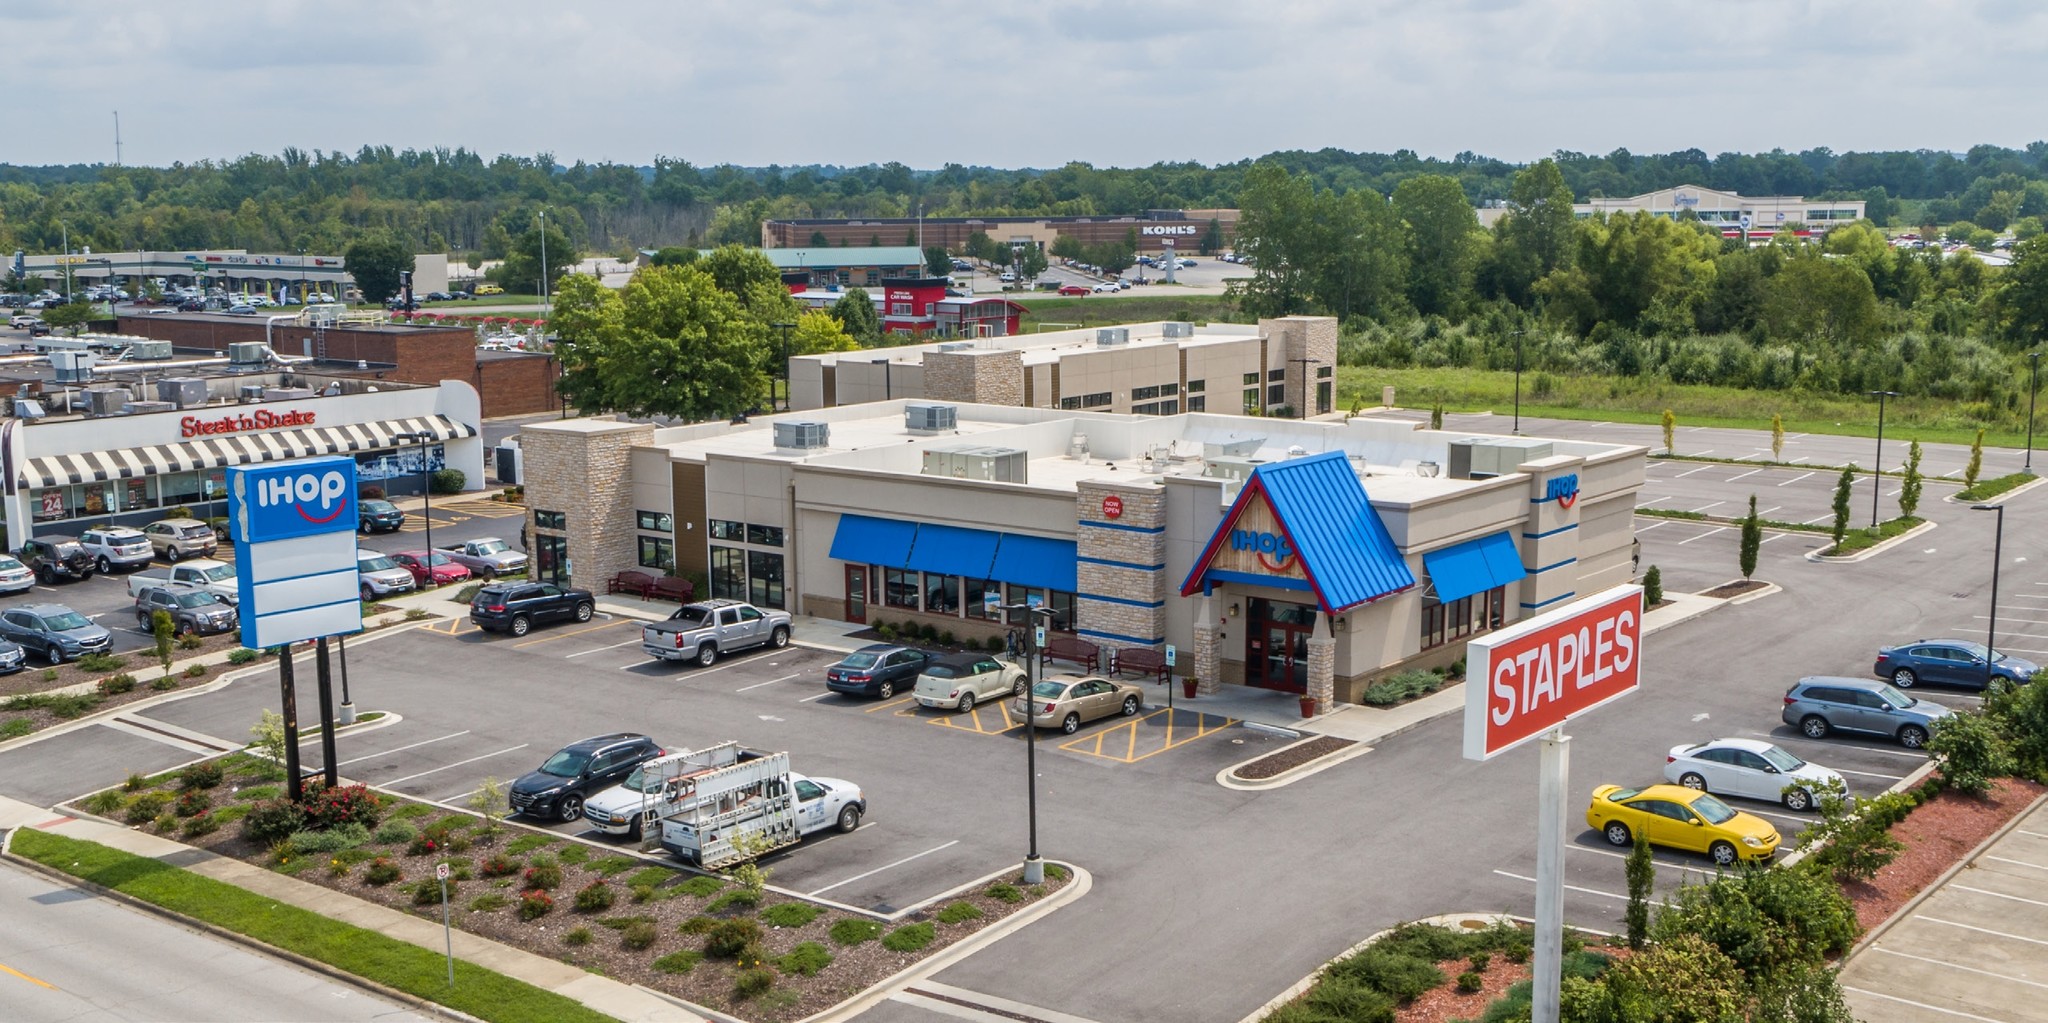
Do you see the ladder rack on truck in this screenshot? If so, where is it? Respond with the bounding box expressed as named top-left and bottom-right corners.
top-left (648, 742), bottom-right (799, 868)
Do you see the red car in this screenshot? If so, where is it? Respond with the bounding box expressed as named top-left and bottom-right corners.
top-left (392, 550), bottom-right (472, 587)
top-left (1057, 285), bottom-right (1089, 296)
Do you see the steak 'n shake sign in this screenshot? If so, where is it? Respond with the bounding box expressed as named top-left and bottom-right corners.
top-left (180, 409), bottom-right (317, 439)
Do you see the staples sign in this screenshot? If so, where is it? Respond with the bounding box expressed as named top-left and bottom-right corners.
top-left (1462, 585), bottom-right (1643, 761)
top-left (227, 457), bottom-right (358, 545)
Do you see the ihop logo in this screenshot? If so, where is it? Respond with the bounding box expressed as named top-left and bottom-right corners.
top-left (229, 457), bottom-right (359, 544)
top-left (1232, 529), bottom-right (1296, 572)
top-left (1546, 474), bottom-right (1580, 509)
top-left (258, 469), bottom-right (351, 525)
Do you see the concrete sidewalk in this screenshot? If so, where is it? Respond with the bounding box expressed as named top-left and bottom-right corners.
top-left (0, 795), bottom-right (706, 1023)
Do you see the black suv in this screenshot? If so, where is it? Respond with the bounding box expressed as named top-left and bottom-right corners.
top-left (18, 537), bottom-right (95, 584)
top-left (509, 733), bottom-right (665, 822)
top-left (470, 582), bottom-right (595, 636)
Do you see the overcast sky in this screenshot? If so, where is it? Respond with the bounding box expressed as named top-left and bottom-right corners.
top-left (10, 1), bottom-right (2044, 171)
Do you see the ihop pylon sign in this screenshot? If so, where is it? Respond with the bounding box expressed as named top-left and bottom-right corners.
top-left (227, 457), bottom-right (364, 649)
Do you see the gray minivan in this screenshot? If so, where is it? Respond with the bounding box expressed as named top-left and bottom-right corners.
top-left (1781, 676), bottom-right (1954, 749)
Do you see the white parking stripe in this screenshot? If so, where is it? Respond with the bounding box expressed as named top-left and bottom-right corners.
top-left (565, 637), bottom-right (647, 658)
top-left (1777, 471), bottom-right (1817, 486)
top-left (1742, 807), bottom-right (1814, 825)
top-left (1832, 766), bottom-right (1909, 781)
top-left (380, 744), bottom-right (530, 786)
top-left (1953, 884), bottom-right (2048, 909)
top-left (1727, 469), bottom-right (1763, 483)
top-left (1686, 502), bottom-right (1724, 513)
top-left (1677, 527), bottom-right (1728, 545)
top-left (1757, 506), bottom-right (1781, 516)
top-left (1674, 465), bottom-right (1716, 479)
top-left (1635, 522), bottom-right (1667, 532)
top-left (805, 840), bottom-right (961, 896)
top-left (1841, 987), bottom-right (2010, 1022)
top-left (1493, 869), bottom-right (1630, 902)
top-left (1871, 948), bottom-right (2048, 992)
top-left (1922, 915), bottom-right (2048, 944)
top-left (736, 672), bottom-right (805, 693)
top-left (1569, 845), bottom-right (1718, 877)
top-left (797, 691), bottom-right (835, 703)
top-left (1985, 856), bottom-right (2048, 872)
top-left (337, 730), bottom-right (471, 767)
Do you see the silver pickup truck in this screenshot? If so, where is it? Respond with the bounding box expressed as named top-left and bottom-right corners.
top-left (641, 599), bottom-right (792, 667)
top-left (433, 538), bottom-right (528, 578)
top-left (127, 559), bottom-right (239, 604)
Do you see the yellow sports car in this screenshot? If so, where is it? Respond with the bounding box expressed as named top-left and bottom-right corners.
top-left (1584, 783), bottom-right (1780, 867)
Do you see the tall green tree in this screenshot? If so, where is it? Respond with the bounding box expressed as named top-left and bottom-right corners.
top-left (789, 309), bottom-right (857, 355)
top-left (1899, 440), bottom-right (1923, 519)
top-left (1996, 235), bottom-right (2048, 346)
top-left (343, 232), bottom-right (411, 303)
top-left (1764, 252), bottom-right (1882, 347)
top-left (1018, 244), bottom-right (1050, 280)
top-left (1831, 466), bottom-right (1856, 547)
top-left (1310, 188), bottom-right (1408, 320)
top-left (830, 288), bottom-right (881, 344)
top-left (649, 246), bottom-right (698, 267)
top-left (1232, 161), bottom-right (1319, 316)
top-left (1625, 827), bottom-right (1655, 949)
top-left (1490, 158), bottom-right (1577, 306)
top-left (548, 267), bottom-right (768, 422)
top-left (697, 244), bottom-right (784, 301)
top-left (499, 219), bottom-right (577, 296)
top-left (41, 301), bottom-right (96, 336)
top-left (1739, 495), bottom-right (1761, 581)
top-left (1393, 174), bottom-right (1479, 317)
top-left (923, 245), bottom-right (951, 278)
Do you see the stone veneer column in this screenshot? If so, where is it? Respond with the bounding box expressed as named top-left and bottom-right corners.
top-left (518, 419), bottom-right (656, 591)
top-left (922, 349), bottom-right (1025, 406)
top-left (1516, 454), bottom-right (1588, 616)
top-left (1191, 595), bottom-right (1220, 695)
top-left (1073, 481), bottom-right (1166, 659)
top-left (1306, 615), bottom-right (1335, 712)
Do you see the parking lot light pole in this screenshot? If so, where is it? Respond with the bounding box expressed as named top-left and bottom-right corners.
top-left (2027, 352), bottom-right (2041, 476)
top-left (771, 321), bottom-right (795, 411)
top-left (1867, 390), bottom-right (1899, 528)
top-left (396, 431), bottom-right (434, 566)
top-left (1975, 502), bottom-right (2006, 690)
top-left (1510, 331), bottom-right (1527, 435)
top-left (999, 601), bottom-right (1053, 885)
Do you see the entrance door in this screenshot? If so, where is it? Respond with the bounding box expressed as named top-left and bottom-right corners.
top-left (845, 565), bottom-right (868, 623)
top-left (1244, 598), bottom-right (1314, 693)
top-left (534, 535), bottom-right (569, 586)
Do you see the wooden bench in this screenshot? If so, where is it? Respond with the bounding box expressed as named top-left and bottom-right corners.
top-left (1110, 646), bottom-right (1168, 684)
top-left (607, 570), bottom-right (655, 598)
top-left (650, 576), bottom-right (696, 603)
top-left (1039, 636), bottom-right (1101, 673)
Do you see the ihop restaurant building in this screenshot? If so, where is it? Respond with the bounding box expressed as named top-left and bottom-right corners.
top-left (522, 402), bottom-right (1645, 709)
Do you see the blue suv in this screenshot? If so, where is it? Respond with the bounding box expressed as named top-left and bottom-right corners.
top-left (1874, 639), bottom-right (2037, 691)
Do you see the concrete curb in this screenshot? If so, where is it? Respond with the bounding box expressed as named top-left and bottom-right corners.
top-left (1710, 579), bottom-right (1782, 606)
top-left (1234, 911), bottom-right (1518, 1023)
top-left (1217, 735), bottom-right (1375, 791)
top-left (798, 862), bottom-right (1092, 1023)
top-left (0, 823), bottom-right (493, 1023)
top-left (1942, 475), bottom-right (2046, 505)
top-left (1803, 519), bottom-right (1938, 564)
top-left (1840, 787), bottom-right (2048, 963)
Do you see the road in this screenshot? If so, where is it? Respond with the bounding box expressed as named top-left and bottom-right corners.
top-left (0, 858), bottom-right (429, 1023)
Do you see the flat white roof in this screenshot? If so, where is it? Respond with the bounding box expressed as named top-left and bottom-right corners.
top-left (795, 320), bottom-right (1266, 368)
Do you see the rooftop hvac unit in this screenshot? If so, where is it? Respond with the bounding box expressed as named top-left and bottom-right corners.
top-left (1445, 438), bottom-right (1554, 480)
top-left (904, 401), bottom-right (957, 433)
top-left (958, 446), bottom-right (1026, 483)
top-left (11, 399), bottom-right (45, 420)
top-left (124, 340), bottom-right (173, 361)
top-left (227, 342), bottom-right (270, 366)
top-left (1202, 456), bottom-right (1266, 483)
top-left (263, 387), bottom-right (315, 401)
top-left (935, 341), bottom-right (973, 353)
top-left (158, 377), bottom-right (210, 408)
top-left (1096, 327), bottom-right (1130, 346)
top-left (772, 420), bottom-right (830, 451)
top-left (84, 387), bottom-right (131, 417)
top-left (50, 351), bottom-right (93, 383)
top-left (1202, 437), bottom-right (1264, 459)
top-left (1162, 321), bottom-right (1194, 338)
top-left (121, 400), bottom-right (175, 416)
top-left (236, 383), bottom-right (266, 402)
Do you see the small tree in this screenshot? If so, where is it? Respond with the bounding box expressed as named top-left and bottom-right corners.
top-left (1899, 439), bottom-right (1923, 520)
top-left (1926, 711), bottom-right (2015, 797)
top-left (1770, 413), bottom-right (1785, 461)
top-left (1739, 494), bottom-right (1761, 581)
top-left (1661, 409), bottom-right (1676, 455)
top-left (1625, 826), bottom-right (1655, 949)
top-left (1965, 428), bottom-right (1984, 490)
top-left (923, 245), bottom-right (951, 279)
top-left (469, 776), bottom-right (510, 832)
top-left (1642, 565), bottom-right (1663, 606)
top-left (151, 609), bottom-right (175, 681)
top-left (1430, 402), bottom-right (1444, 430)
top-left (249, 710), bottom-right (288, 780)
top-left (1831, 466), bottom-right (1856, 547)
top-left (1797, 778), bottom-right (1903, 883)
top-left (42, 302), bottom-right (96, 336)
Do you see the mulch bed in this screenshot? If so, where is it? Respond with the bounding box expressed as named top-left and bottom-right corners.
top-left (0, 661), bottom-right (226, 738)
top-left (0, 631), bottom-right (242, 701)
top-left (1699, 580), bottom-right (1769, 599)
top-left (1232, 735), bottom-right (1356, 781)
top-left (77, 761), bottom-right (1068, 1023)
top-left (1843, 776), bottom-right (2047, 933)
top-left (1392, 944), bottom-right (1634, 1023)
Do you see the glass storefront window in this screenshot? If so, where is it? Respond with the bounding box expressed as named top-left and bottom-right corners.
top-left (748, 551), bottom-right (785, 609)
top-left (924, 574), bottom-right (959, 614)
top-left (637, 510), bottom-right (673, 532)
top-left (746, 524), bottom-right (784, 548)
top-left (534, 510), bottom-right (566, 530)
top-left (710, 546), bottom-right (745, 600)
top-left (709, 519), bottom-right (744, 541)
top-left (120, 476), bottom-right (158, 513)
top-left (79, 482), bottom-right (113, 516)
top-left (162, 470), bottom-right (205, 506)
top-left (883, 568), bottom-right (919, 609)
top-left (638, 537), bottom-right (674, 571)
top-left (31, 488), bottom-right (68, 523)
top-left (204, 469), bottom-right (226, 501)
top-left (964, 578), bottom-right (999, 619)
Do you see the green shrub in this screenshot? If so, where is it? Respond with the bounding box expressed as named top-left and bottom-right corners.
top-left (1652, 862), bottom-right (1856, 986)
top-left (430, 468), bottom-right (465, 494)
top-left (1327, 948), bottom-right (1444, 1003)
top-left (732, 966), bottom-right (775, 1000)
top-left (478, 853), bottom-right (519, 877)
top-left (210, 804), bottom-right (250, 824)
top-left (986, 882), bottom-right (1023, 904)
top-left (96, 673), bottom-right (136, 695)
top-left (704, 917), bottom-right (762, 958)
top-left (762, 902), bottom-right (824, 928)
top-left (620, 919), bottom-right (658, 950)
top-left (177, 633), bottom-right (204, 650)
top-left (707, 888), bottom-right (760, 913)
top-left (412, 878), bottom-right (453, 906)
top-left (1302, 976), bottom-right (1397, 1022)
top-left (81, 789), bottom-right (126, 815)
top-left (563, 926), bottom-right (591, 947)
top-left (573, 879), bottom-right (615, 912)
top-left (1457, 971), bottom-right (1485, 993)
top-left (881, 922), bottom-right (936, 953)
top-left (522, 860), bottom-right (563, 891)
top-left (468, 893), bottom-right (509, 912)
top-left (986, 635), bottom-right (1005, 653)
top-left (1359, 669), bottom-right (1445, 707)
top-left (779, 940), bottom-right (833, 976)
top-left (295, 782), bottom-right (382, 831)
top-left (1469, 951), bottom-right (1493, 972)
top-left (78, 652), bottom-right (127, 673)
top-left (590, 854), bottom-right (638, 877)
top-left (122, 791), bottom-right (170, 825)
top-left (4, 692), bottom-right (100, 718)
top-left (624, 867), bottom-right (672, 890)
top-left (150, 676), bottom-right (178, 691)
top-left (226, 648), bottom-right (261, 664)
top-left (517, 889), bottom-right (554, 919)
top-left (829, 917), bottom-right (883, 946)
top-left (653, 950), bottom-right (704, 974)
top-left (1479, 981), bottom-right (1533, 1023)
top-left (555, 843), bottom-right (589, 866)
top-left (179, 761), bottom-right (224, 791)
top-left (289, 823), bottom-right (371, 855)
top-left (1044, 863), bottom-right (1070, 881)
top-left (936, 901), bottom-right (983, 924)
top-left (678, 915), bottom-right (718, 936)
top-left (676, 874), bottom-right (724, 897)
top-left (1927, 710), bottom-right (2016, 796)
top-left (373, 820), bottom-right (417, 845)
top-left (388, 803), bottom-right (435, 821)
top-left (0, 717), bottom-right (30, 739)
top-left (153, 812), bottom-right (178, 833)
top-left (364, 858), bottom-right (401, 885)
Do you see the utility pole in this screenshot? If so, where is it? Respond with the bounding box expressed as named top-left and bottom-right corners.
top-left (537, 208), bottom-right (550, 318)
top-left (113, 111), bottom-right (121, 167)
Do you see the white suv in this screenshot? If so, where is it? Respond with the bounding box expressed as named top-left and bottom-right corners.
top-left (78, 527), bottom-right (156, 574)
top-left (356, 550), bottom-right (417, 602)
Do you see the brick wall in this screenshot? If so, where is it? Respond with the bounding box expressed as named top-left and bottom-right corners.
top-left (1074, 482), bottom-right (1167, 657)
top-left (921, 349), bottom-right (1024, 406)
top-left (474, 355), bottom-right (559, 417)
top-left (520, 420), bottom-right (655, 590)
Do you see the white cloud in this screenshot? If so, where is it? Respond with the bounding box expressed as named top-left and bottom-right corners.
top-left (6, 0), bottom-right (2041, 169)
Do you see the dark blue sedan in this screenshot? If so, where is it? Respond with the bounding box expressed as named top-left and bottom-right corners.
top-left (1874, 639), bottom-right (2037, 690)
top-left (825, 644), bottom-right (930, 699)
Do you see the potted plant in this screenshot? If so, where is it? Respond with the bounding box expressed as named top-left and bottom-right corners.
top-left (1181, 676), bottom-right (1197, 700)
top-left (1298, 694), bottom-right (1317, 718)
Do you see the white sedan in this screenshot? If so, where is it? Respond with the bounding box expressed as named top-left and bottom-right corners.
top-left (1092, 282), bottom-right (1121, 293)
top-left (1664, 737), bottom-right (1844, 811)
top-left (914, 653), bottom-right (1027, 711)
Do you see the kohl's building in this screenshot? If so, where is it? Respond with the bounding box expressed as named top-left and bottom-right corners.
top-left (522, 401), bottom-right (1646, 707)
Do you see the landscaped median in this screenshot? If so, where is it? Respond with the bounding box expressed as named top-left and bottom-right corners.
top-left (5, 827), bottom-right (619, 1023)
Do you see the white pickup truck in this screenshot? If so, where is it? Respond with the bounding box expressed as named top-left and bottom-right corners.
top-left (648, 744), bottom-right (864, 868)
top-left (126, 559), bottom-right (238, 604)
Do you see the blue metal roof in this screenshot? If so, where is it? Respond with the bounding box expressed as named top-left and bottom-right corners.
top-left (990, 534), bottom-right (1078, 593)
top-left (830, 515), bottom-right (1074, 592)
top-left (1422, 532), bottom-right (1526, 604)
top-left (828, 515), bottom-right (917, 568)
top-left (1181, 451), bottom-right (1413, 613)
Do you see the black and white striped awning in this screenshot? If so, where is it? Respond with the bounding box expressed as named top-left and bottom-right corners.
top-left (20, 415), bottom-right (477, 490)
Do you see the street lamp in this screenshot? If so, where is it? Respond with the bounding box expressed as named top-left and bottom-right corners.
top-left (997, 599), bottom-right (1055, 885)
top-left (1974, 502), bottom-right (2006, 691)
top-left (1867, 390), bottom-right (1900, 528)
top-left (536, 208), bottom-right (550, 319)
top-left (1510, 330), bottom-right (1528, 435)
top-left (2026, 352), bottom-right (2041, 476)
top-left (770, 321), bottom-right (795, 412)
top-left (395, 431), bottom-right (435, 566)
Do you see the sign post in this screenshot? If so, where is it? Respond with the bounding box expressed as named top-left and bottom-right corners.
top-left (1463, 585), bottom-right (1643, 1023)
top-left (436, 861), bottom-right (454, 986)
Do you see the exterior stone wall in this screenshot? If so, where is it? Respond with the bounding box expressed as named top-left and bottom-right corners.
top-left (921, 349), bottom-right (1024, 406)
top-left (1074, 481), bottom-right (1167, 661)
top-left (1261, 315), bottom-right (1338, 416)
top-left (520, 419), bottom-right (654, 591)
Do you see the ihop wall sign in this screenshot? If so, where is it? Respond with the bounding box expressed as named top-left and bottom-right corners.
top-left (229, 458), bottom-right (356, 544)
top-left (1545, 473), bottom-right (1579, 509)
top-left (1207, 499), bottom-right (1304, 579)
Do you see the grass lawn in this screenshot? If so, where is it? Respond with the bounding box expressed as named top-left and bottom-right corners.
top-left (1825, 516), bottom-right (1924, 557)
top-left (1338, 365), bottom-right (2035, 449)
top-left (1958, 472), bottom-right (2036, 503)
top-left (10, 829), bottom-right (619, 1023)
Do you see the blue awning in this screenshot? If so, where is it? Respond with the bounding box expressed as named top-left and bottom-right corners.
top-left (1423, 532), bottom-right (1527, 604)
top-left (906, 523), bottom-right (1002, 577)
top-left (828, 515), bottom-right (917, 568)
top-left (990, 534), bottom-right (1078, 593)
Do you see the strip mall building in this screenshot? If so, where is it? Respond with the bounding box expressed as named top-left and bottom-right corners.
top-left (522, 400), bottom-right (1646, 707)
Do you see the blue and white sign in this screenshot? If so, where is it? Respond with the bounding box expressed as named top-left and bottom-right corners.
top-left (227, 457), bottom-right (363, 649)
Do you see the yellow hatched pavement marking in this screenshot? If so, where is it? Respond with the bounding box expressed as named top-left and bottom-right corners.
top-left (421, 618), bottom-right (479, 637)
top-left (433, 498), bottom-right (526, 518)
top-left (1058, 708), bottom-right (1238, 763)
top-left (866, 695), bottom-right (918, 714)
top-left (925, 699), bottom-right (1023, 734)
